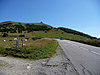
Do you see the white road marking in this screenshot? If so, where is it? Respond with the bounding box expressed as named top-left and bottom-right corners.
top-left (80, 47), bottom-right (89, 51)
top-left (67, 42), bottom-right (70, 43)
top-left (73, 44), bottom-right (78, 47)
top-left (70, 43), bottom-right (78, 46)
top-left (91, 51), bottom-right (100, 56)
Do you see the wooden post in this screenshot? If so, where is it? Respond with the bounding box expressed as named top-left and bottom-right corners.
top-left (16, 28), bottom-right (19, 47)
top-left (21, 31), bottom-right (23, 47)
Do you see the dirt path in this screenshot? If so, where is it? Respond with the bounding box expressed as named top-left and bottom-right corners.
top-left (0, 46), bottom-right (78, 75)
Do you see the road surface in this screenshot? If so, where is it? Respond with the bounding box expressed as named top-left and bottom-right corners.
top-left (57, 39), bottom-right (100, 75)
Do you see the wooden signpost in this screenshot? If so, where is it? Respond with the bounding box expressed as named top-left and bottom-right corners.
top-left (19, 33), bottom-right (25, 47)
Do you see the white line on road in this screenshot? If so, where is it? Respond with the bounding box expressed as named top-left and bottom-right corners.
top-left (71, 44), bottom-right (78, 47)
top-left (73, 44), bottom-right (78, 47)
top-left (80, 47), bottom-right (89, 51)
top-left (67, 42), bottom-right (70, 43)
top-left (91, 51), bottom-right (100, 56)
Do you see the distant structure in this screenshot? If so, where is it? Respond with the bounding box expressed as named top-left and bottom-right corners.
top-left (40, 21), bottom-right (43, 24)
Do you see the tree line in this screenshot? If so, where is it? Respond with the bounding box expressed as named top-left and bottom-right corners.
top-left (0, 23), bottom-right (50, 33)
top-left (25, 24), bottom-right (51, 33)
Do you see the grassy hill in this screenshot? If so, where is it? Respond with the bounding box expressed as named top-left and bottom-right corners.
top-left (0, 21), bottom-right (100, 47)
top-left (0, 21), bottom-right (89, 39)
top-left (1, 21), bottom-right (52, 28)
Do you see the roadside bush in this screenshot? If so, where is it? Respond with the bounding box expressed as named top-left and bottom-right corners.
top-left (2, 33), bottom-right (8, 37)
top-left (32, 37), bottom-right (42, 40)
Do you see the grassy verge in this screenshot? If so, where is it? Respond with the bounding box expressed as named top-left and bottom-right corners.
top-left (0, 38), bottom-right (58, 60)
top-left (70, 39), bottom-right (100, 47)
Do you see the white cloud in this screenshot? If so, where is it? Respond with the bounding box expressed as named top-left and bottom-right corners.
top-left (97, 35), bottom-right (100, 38)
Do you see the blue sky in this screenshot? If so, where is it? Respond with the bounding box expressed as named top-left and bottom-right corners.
top-left (0, 0), bottom-right (100, 37)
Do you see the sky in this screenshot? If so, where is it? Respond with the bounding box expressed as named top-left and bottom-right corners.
top-left (0, 0), bottom-right (100, 38)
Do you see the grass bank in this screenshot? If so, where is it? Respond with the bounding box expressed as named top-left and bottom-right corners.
top-left (70, 39), bottom-right (100, 47)
top-left (0, 38), bottom-right (58, 60)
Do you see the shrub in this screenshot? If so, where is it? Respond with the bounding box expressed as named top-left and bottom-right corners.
top-left (2, 33), bottom-right (8, 37)
top-left (32, 37), bottom-right (42, 40)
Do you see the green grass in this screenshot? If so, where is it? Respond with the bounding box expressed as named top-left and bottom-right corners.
top-left (0, 32), bottom-right (35, 48)
top-left (0, 38), bottom-right (58, 60)
top-left (71, 39), bottom-right (100, 47)
top-left (34, 29), bottom-right (88, 39)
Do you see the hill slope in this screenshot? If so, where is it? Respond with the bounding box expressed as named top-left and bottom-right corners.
top-left (0, 21), bottom-right (100, 47)
top-left (0, 21), bottom-right (96, 39)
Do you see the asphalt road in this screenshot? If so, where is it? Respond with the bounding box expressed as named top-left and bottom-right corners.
top-left (57, 39), bottom-right (100, 75)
